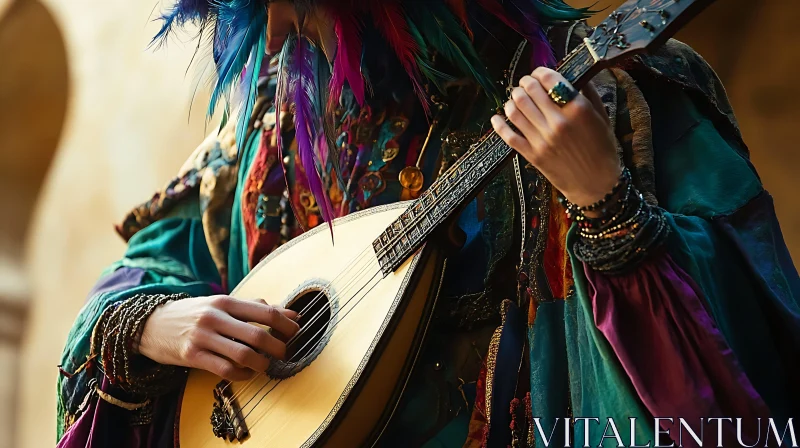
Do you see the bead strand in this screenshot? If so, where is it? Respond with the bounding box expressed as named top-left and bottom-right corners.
top-left (93, 293), bottom-right (190, 397)
top-left (565, 167), bottom-right (669, 273)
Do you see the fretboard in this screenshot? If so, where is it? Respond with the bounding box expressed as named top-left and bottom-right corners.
top-left (372, 45), bottom-right (594, 275)
top-left (373, 131), bottom-right (513, 275)
top-left (373, 42), bottom-right (597, 276)
top-left (372, 0), bottom-right (715, 274)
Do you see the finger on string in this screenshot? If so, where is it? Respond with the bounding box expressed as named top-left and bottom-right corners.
top-left (254, 299), bottom-right (301, 321)
top-left (193, 349), bottom-right (254, 382)
top-left (244, 271), bottom-right (385, 426)
top-left (205, 333), bottom-right (271, 373)
top-left (271, 328), bottom-right (291, 343)
top-left (504, 99), bottom-right (541, 148)
top-left (283, 256), bottom-right (382, 349)
top-left (581, 81), bottom-right (611, 126)
top-left (286, 271), bottom-right (382, 360)
top-left (241, 272), bottom-right (384, 429)
top-left (222, 298), bottom-right (300, 337)
top-left (216, 316), bottom-right (289, 360)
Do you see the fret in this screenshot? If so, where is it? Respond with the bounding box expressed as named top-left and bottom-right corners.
top-left (376, 130), bottom-right (516, 275)
top-left (420, 215), bottom-right (431, 231)
top-left (557, 44), bottom-right (595, 87)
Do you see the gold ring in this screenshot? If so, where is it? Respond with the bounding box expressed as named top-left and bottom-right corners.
top-left (547, 81), bottom-right (578, 106)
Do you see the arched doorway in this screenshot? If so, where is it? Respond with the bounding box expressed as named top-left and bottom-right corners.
top-left (0, 0), bottom-right (69, 445)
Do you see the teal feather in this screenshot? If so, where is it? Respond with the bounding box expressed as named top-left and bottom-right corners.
top-left (410, 2), bottom-right (499, 102)
top-left (406, 17), bottom-right (454, 95)
top-left (235, 27), bottom-right (265, 152)
top-left (523, 0), bottom-right (593, 24)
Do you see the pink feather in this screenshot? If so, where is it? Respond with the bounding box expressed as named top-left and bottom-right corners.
top-left (476, 0), bottom-right (525, 36)
top-left (329, 12), bottom-right (366, 108)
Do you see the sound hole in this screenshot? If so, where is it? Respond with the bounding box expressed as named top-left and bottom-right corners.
top-left (268, 288), bottom-right (333, 379)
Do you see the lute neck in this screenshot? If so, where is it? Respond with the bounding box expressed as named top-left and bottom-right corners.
top-left (372, 40), bottom-right (600, 275)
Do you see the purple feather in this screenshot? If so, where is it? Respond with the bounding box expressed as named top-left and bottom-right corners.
top-left (275, 36), bottom-right (335, 239)
top-left (505, 1), bottom-right (557, 68)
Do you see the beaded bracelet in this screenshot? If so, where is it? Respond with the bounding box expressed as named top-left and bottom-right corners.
top-left (560, 167), bottom-right (632, 221)
top-left (92, 293), bottom-right (190, 397)
top-left (564, 168), bottom-right (669, 273)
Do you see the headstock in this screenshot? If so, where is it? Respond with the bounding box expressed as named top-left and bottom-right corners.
top-left (584, 0), bottom-right (716, 66)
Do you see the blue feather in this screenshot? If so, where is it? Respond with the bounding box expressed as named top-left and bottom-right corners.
top-left (150, 0), bottom-right (211, 47)
top-left (207, 1), bottom-right (266, 120)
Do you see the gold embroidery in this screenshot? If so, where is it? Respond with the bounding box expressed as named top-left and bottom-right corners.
top-left (484, 300), bottom-right (512, 425)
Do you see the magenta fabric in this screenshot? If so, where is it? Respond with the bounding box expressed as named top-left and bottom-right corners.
top-left (584, 252), bottom-right (771, 447)
top-left (57, 377), bottom-right (180, 448)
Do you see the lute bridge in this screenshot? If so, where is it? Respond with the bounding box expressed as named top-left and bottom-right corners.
top-left (211, 380), bottom-right (249, 442)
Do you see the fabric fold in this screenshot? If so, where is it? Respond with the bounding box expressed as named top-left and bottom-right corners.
top-left (584, 250), bottom-right (770, 447)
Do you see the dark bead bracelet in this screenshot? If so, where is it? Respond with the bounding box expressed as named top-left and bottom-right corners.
top-left (568, 168), bottom-right (669, 273)
top-left (561, 167), bottom-right (631, 221)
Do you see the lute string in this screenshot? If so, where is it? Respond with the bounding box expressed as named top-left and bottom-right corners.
top-left (220, 246), bottom-right (377, 404)
top-left (223, 131), bottom-right (510, 427)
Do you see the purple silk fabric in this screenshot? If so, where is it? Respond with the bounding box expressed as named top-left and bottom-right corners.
top-left (57, 377), bottom-right (180, 448)
top-left (584, 252), bottom-right (771, 447)
top-left (87, 267), bottom-right (146, 301)
top-left (58, 267), bottom-right (180, 448)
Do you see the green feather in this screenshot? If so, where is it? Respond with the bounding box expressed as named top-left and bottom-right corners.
top-left (529, 0), bottom-right (594, 24)
top-left (410, 2), bottom-right (500, 102)
top-left (406, 17), bottom-right (455, 94)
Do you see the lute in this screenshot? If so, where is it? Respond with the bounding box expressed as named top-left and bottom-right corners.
top-left (179, 1), bottom-right (717, 446)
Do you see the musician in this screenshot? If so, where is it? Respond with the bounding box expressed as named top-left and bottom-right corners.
top-left (56, 1), bottom-right (800, 447)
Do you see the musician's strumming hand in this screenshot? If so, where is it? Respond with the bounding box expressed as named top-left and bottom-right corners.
top-left (491, 67), bottom-right (622, 208)
top-left (138, 296), bottom-right (300, 381)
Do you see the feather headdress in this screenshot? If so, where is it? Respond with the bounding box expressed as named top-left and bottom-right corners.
top-left (152, 0), bottom-right (592, 229)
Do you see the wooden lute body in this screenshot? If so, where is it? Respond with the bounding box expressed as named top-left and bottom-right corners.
top-left (179, 0), bottom-right (715, 445)
top-left (180, 202), bottom-right (447, 447)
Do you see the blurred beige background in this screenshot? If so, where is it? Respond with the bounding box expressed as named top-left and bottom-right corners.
top-left (0, 0), bottom-right (797, 446)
